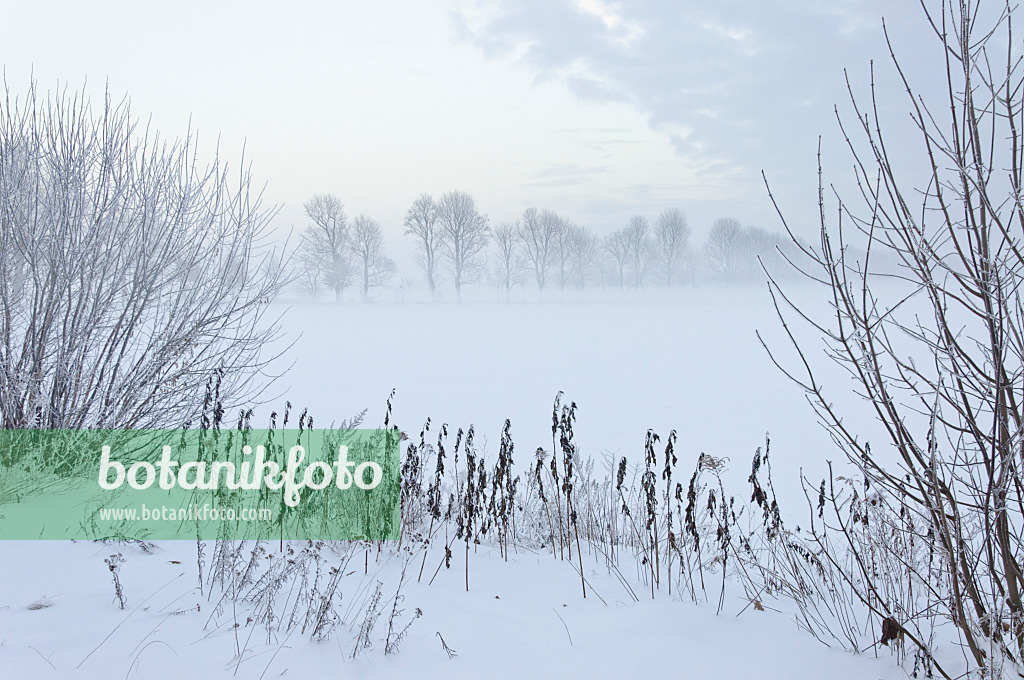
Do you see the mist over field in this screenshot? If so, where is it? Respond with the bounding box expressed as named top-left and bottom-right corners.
top-left (270, 285), bottom-right (876, 493)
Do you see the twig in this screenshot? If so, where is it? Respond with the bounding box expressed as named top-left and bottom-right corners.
top-left (552, 608), bottom-right (573, 646)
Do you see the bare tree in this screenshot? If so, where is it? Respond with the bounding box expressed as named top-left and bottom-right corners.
top-left (703, 217), bottom-right (743, 281)
top-left (604, 228), bottom-right (631, 288)
top-left (654, 208), bottom-right (691, 286)
top-left (302, 193), bottom-right (351, 302)
top-left (566, 224), bottom-right (598, 289)
top-left (436, 190), bottom-right (490, 302)
top-left (294, 237), bottom-right (326, 300)
top-left (490, 222), bottom-right (523, 301)
top-left (0, 79), bottom-right (286, 430)
top-left (765, 1), bottom-right (1024, 674)
top-left (518, 207), bottom-right (559, 291)
top-left (740, 226), bottom-right (787, 280)
top-left (551, 216), bottom-right (570, 291)
top-left (624, 215), bottom-right (651, 287)
top-left (349, 214), bottom-right (396, 301)
top-left (404, 193), bottom-right (442, 300)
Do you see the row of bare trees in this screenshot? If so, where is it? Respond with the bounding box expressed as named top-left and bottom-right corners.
top-left (419, 203), bottom-right (795, 298)
top-left (402, 191), bottom-right (490, 302)
top-left (454, 206), bottom-right (792, 298)
top-left (296, 194), bottom-right (397, 302)
top-left (295, 191), bottom-right (793, 301)
top-left (493, 212), bottom-right (796, 295)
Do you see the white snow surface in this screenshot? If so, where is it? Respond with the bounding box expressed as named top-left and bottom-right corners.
top-left (0, 286), bottom-right (916, 679)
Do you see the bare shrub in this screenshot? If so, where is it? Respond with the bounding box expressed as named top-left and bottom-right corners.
top-left (0, 78), bottom-right (287, 430)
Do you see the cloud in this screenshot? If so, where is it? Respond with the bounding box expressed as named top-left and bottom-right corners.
top-left (523, 162), bottom-right (609, 188)
top-left (571, 0), bottom-right (645, 48)
top-left (451, 0), bottom-right (925, 188)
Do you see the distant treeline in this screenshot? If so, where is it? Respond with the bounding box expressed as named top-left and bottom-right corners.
top-left (290, 190), bottom-right (889, 302)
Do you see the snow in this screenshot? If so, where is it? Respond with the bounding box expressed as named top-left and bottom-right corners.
top-left (0, 539), bottom-right (910, 680)
top-left (270, 285), bottom-right (883, 499)
top-left (0, 285), bottom-right (912, 679)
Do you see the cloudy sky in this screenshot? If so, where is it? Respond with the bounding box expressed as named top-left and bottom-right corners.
top-left (3, 0), bottom-right (937, 263)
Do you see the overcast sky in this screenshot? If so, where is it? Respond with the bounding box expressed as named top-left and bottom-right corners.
top-left (3, 0), bottom-right (937, 264)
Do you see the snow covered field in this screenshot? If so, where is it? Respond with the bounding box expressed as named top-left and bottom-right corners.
top-left (1, 539), bottom-right (907, 680)
top-left (0, 286), bottom-right (913, 679)
top-left (271, 284), bottom-right (883, 500)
